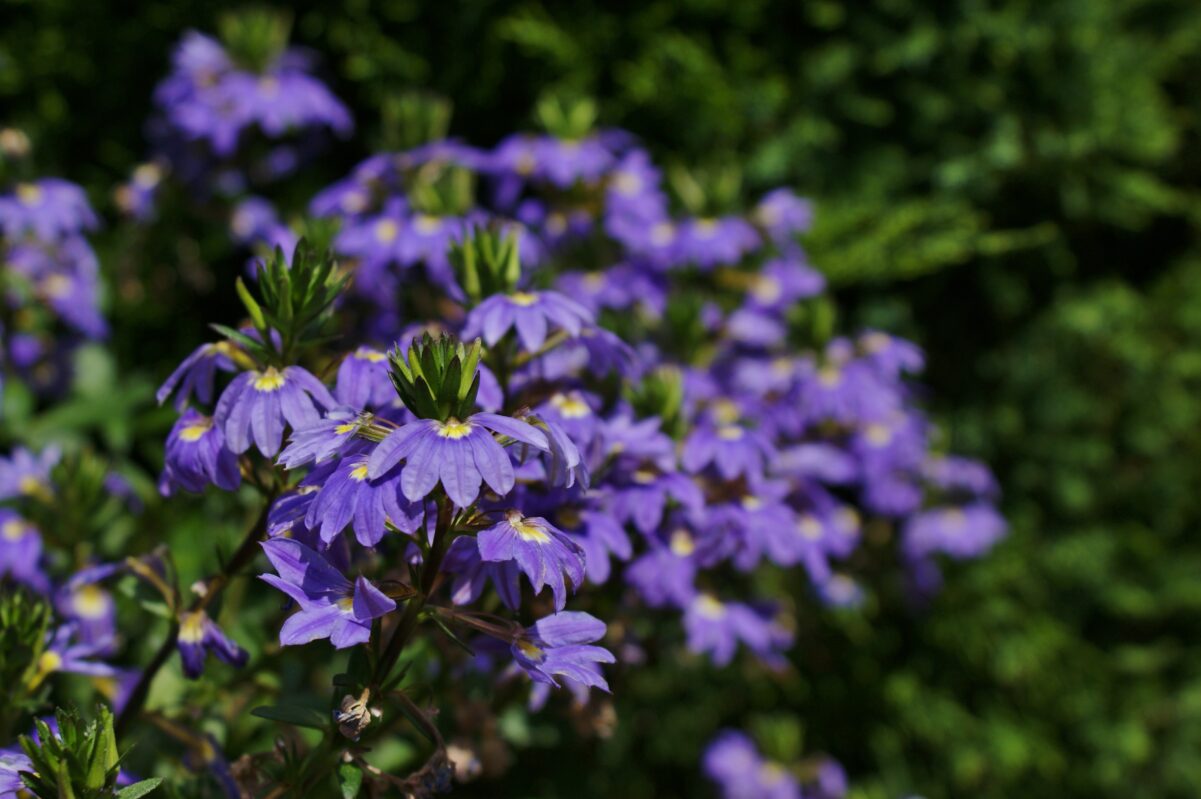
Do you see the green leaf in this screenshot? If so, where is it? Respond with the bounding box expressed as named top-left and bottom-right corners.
top-left (336, 763), bottom-right (363, 799)
top-left (251, 704), bottom-right (329, 731)
top-left (234, 277), bottom-right (267, 333)
top-left (115, 778), bottom-right (164, 799)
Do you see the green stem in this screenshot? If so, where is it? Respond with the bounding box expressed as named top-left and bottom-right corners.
top-left (116, 496), bottom-right (274, 735)
top-left (371, 495), bottom-right (454, 688)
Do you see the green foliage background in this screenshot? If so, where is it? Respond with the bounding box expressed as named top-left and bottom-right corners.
top-left (5, 0), bottom-right (1201, 796)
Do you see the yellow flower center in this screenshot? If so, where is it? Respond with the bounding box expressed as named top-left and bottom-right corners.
top-left (508, 512), bottom-right (551, 544)
top-left (38, 650), bottom-right (62, 674)
top-left (798, 514), bottom-right (823, 540)
top-left (337, 596), bottom-right (356, 612)
top-left (253, 368), bottom-right (286, 392)
top-left (515, 153), bottom-right (536, 175)
top-left (718, 425), bottom-right (745, 441)
top-left (546, 213), bottom-right (567, 235)
top-left (437, 419), bottom-right (474, 440)
top-left (374, 219), bottom-right (400, 243)
top-left (349, 463), bottom-right (370, 482)
top-left (42, 274), bottom-right (72, 299)
top-left (650, 222), bottom-right (675, 246)
top-left (865, 423), bottom-right (893, 446)
top-left (633, 469), bottom-right (657, 485)
top-left (72, 585), bottom-right (110, 619)
top-left (179, 611), bottom-right (207, 643)
top-left (341, 191), bottom-right (367, 214)
top-left (517, 639), bottom-right (545, 660)
top-left (741, 495), bottom-right (763, 511)
top-left (179, 419), bottom-right (213, 442)
top-left (355, 347), bottom-right (387, 362)
top-left (259, 76), bottom-right (280, 96)
top-left (944, 508), bottom-right (967, 528)
top-left (694, 594), bottom-right (726, 619)
top-left (16, 183), bottom-right (42, 206)
top-left (133, 163), bottom-right (162, 187)
top-left (669, 529), bottom-right (695, 557)
top-left (614, 172), bottom-right (642, 195)
top-left (509, 292), bottom-right (538, 307)
top-left (695, 218), bottom-right (718, 236)
top-left (415, 215), bottom-right (443, 234)
top-left (818, 366), bottom-right (842, 387)
top-left (836, 507), bottom-right (860, 534)
top-left (18, 475), bottom-right (44, 496)
top-left (2, 519), bottom-right (27, 540)
top-left (752, 276), bottom-right (782, 304)
top-left (550, 393), bottom-right (591, 418)
top-left (712, 399), bottom-right (741, 425)
top-left (760, 763), bottom-right (787, 785)
top-left (771, 357), bottom-right (794, 377)
top-left (861, 331), bottom-right (891, 353)
top-left (334, 422), bottom-right (358, 435)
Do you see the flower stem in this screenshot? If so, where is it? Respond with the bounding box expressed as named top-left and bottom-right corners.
top-left (116, 497), bottom-right (274, 735)
top-left (372, 495), bottom-right (454, 688)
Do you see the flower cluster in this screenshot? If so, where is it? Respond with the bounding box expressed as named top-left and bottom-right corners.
top-left (135, 18), bottom-right (351, 199)
top-left (705, 730), bottom-right (846, 799)
top-left (0, 29), bottom-right (1009, 797)
top-left (0, 168), bottom-right (106, 395)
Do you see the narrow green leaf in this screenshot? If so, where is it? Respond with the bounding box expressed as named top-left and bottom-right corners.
top-left (115, 778), bottom-right (164, 799)
top-left (251, 704), bottom-right (329, 731)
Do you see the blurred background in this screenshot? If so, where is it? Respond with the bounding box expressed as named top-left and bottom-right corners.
top-left (5, 1), bottom-right (1201, 796)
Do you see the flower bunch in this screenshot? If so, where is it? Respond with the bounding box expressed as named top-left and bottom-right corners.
top-left (124, 11), bottom-right (351, 205)
top-left (0, 31), bottom-right (1009, 796)
top-left (0, 136), bottom-right (106, 396)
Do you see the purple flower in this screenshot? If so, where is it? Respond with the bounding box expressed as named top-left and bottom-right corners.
top-left (278, 408), bottom-right (367, 470)
top-left (366, 413), bottom-right (548, 508)
top-left (157, 342), bottom-right (238, 409)
top-left (177, 610), bottom-right (249, 678)
top-left (510, 611), bottom-right (615, 692)
top-left (335, 347), bottom-right (395, 409)
top-left (744, 256), bottom-right (825, 311)
top-left (477, 510), bottom-right (586, 611)
top-left (0, 749), bottom-right (32, 798)
top-left (259, 537), bottom-right (396, 649)
top-left (681, 422), bottom-right (775, 481)
top-left (159, 409), bottom-right (242, 495)
top-left (625, 526), bottom-right (699, 608)
top-left (753, 188), bottom-right (813, 243)
top-left (155, 31), bottom-right (351, 161)
top-left (5, 237), bottom-right (108, 339)
top-left (215, 366), bottom-right (337, 457)
top-left (303, 455), bottom-right (423, 546)
top-left (674, 217), bottom-right (760, 269)
top-left (443, 536), bottom-right (523, 610)
top-left (39, 623), bottom-right (118, 678)
top-left (489, 134), bottom-right (615, 189)
top-left (704, 731), bottom-right (802, 799)
top-left (857, 330), bottom-right (924, 377)
top-left (606, 468), bottom-right (703, 537)
top-left (922, 455), bottom-right (999, 499)
top-left (0, 510), bottom-right (49, 593)
top-left (114, 162), bottom-right (165, 221)
top-left (902, 503), bottom-right (1007, 560)
top-left (0, 446), bottom-right (58, 501)
top-left (462, 290), bottom-right (593, 353)
top-left (0, 179), bottom-right (98, 241)
top-left (56, 582), bottom-right (116, 651)
top-left (683, 594), bottom-right (792, 667)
